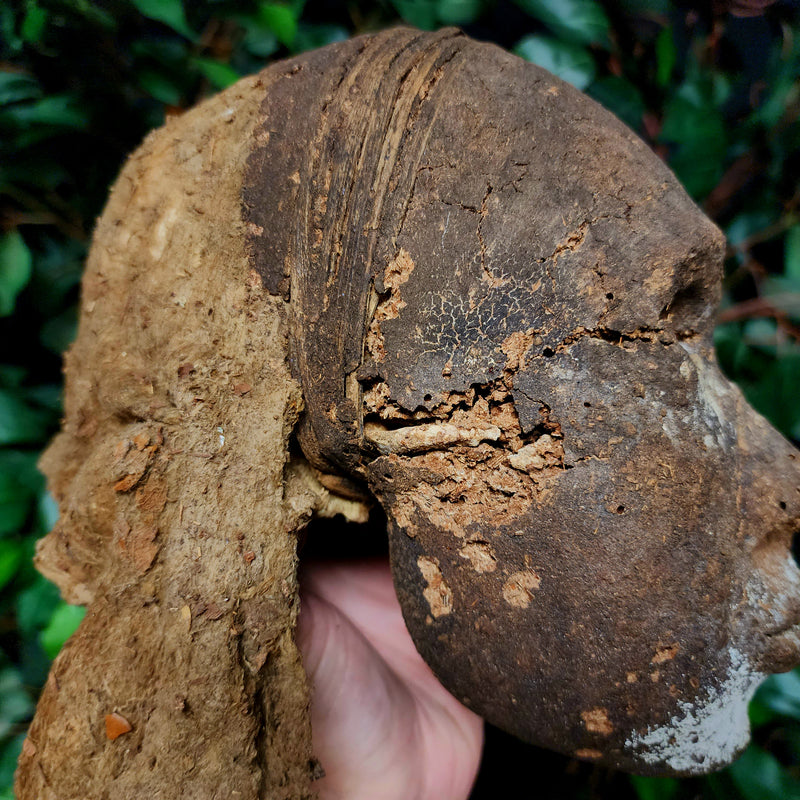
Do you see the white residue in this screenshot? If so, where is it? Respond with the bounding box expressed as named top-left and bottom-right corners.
top-left (217, 426), bottom-right (225, 447)
top-left (678, 344), bottom-right (737, 450)
top-left (624, 648), bottom-right (763, 775)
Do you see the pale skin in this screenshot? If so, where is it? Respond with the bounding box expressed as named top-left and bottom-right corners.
top-left (297, 560), bottom-right (485, 800)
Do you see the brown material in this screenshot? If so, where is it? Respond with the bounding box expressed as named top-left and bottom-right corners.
top-left (105, 713), bottom-right (133, 741)
top-left (17, 72), bottom-right (320, 800)
top-left (18, 26), bottom-right (800, 797)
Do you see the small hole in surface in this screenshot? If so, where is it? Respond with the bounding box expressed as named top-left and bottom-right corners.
top-left (616, 505), bottom-right (626, 514)
top-left (780, 500), bottom-right (787, 511)
top-left (605, 292), bottom-right (614, 300)
top-left (424, 394), bottom-right (432, 402)
top-left (542, 347), bottom-right (555, 357)
top-left (583, 401), bottom-right (591, 408)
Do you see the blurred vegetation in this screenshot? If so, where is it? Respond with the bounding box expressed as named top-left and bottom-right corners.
top-left (0, 0), bottom-right (799, 798)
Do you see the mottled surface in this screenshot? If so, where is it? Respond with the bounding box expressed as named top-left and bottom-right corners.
top-left (245, 28), bottom-right (800, 775)
top-left (17, 75), bottom-right (322, 799)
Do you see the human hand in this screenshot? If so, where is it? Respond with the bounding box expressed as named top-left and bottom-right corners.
top-left (297, 560), bottom-right (484, 800)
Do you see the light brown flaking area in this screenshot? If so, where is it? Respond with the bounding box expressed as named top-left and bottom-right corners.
top-left (417, 555), bottom-right (453, 617)
top-left (652, 642), bottom-right (680, 664)
top-left (581, 707), bottom-right (614, 736)
top-left (458, 541), bottom-right (497, 573)
top-left (19, 69), bottom-right (318, 800)
top-left (501, 330), bottom-right (536, 372)
top-left (366, 248), bottom-right (415, 362)
top-left (507, 434), bottom-right (564, 472)
top-left (502, 570), bottom-right (542, 608)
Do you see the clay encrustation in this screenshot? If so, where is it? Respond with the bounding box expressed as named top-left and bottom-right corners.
top-left (16, 26), bottom-right (800, 798)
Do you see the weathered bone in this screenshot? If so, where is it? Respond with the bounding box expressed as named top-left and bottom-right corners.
top-left (16, 27), bottom-right (800, 797)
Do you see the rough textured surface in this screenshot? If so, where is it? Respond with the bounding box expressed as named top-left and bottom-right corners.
top-left (242, 27), bottom-right (800, 775)
top-left (17, 73), bottom-right (324, 799)
top-left (19, 26), bottom-right (800, 796)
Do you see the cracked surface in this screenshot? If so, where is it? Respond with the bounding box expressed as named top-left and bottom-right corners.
top-left (20, 71), bottom-right (319, 799)
top-left (27, 27), bottom-right (800, 796)
top-left (241, 28), bottom-right (800, 777)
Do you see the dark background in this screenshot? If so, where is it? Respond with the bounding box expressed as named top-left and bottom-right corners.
top-left (1, 1), bottom-right (800, 797)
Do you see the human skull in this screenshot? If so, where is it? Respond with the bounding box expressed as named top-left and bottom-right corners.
top-left (20, 27), bottom-right (800, 797)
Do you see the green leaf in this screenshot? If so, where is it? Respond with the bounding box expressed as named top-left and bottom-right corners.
top-left (0, 734), bottom-right (26, 793)
top-left (390, 0), bottom-right (438, 30)
top-left (0, 94), bottom-right (89, 145)
top-left (660, 96), bottom-right (726, 145)
top-left (726, 211), bottom-right (777, 249)
top-left (588, 76), bottom-right (645, 130)
top-left (760, 276), bottom-right (800, 315)
top-left (129, 0), bottom-right (194, 39)
top-left (0, 472), bottom-right (32, 537)
top-left (0, 668), bottom-right (33, 739)
top-left (194, 57), bottom-right (241, 90)
top-left (21, 1), bottom-right (47, 43)
top-left (728, 744), bottom-right (800, 800)
top-left (23, 384), bottom-right (63, 415)
top-left (0, 71), bottom-right (41, 105)
top-left (241, 25), bottom-right (279, 58)
top-left (630, 775), bottom-right (680, 800)
top-left (0, 449), bottom-right (41, 537)
top-left (0, 540), bottom-right (23, 591)
top-left (660, 94), bottom-right (727, 198)
top-left (757, 74), bottom-right (799, 129)
top-left (257, 2), bottom-right (299, 47)
top-left (752, 670), bottom-right (800, 722)
top-left (293, 24), bottom-right (348, 54)
top-left (40, 602), bottom-right (85, 659)
top-left (16, 576), bottom-right (60, 637)
top-left (0, 5), bottom-right (22, 55)
top-left (0, 230), bottom-right (31, 317)
top-left (138, 68), bottom-right (183, 106)
top-left (37, 491), bottom-right (59, 534)
top-left (515, 35), bottom-right (596, 90)
top-left (436, 0), bottom-right (485, 25)
top-left (786, 225), bottom-right (800, 282)
top-left (655, 26), bottom-right (676, 88)
top-left (514, 0), bottom-right (610, 47)
top-left (59, 0), bottom-right (116, 28)
top-left (39, 306), bottom-right (77, 355)
top-left (0, 389), bottom-right (51, 446)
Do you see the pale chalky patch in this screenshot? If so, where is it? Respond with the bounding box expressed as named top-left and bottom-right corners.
top-left (624, 648), bottom-right (763, 774)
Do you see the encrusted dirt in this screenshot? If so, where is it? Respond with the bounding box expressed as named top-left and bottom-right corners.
top-left (20, 24), bottom-right (800, 796)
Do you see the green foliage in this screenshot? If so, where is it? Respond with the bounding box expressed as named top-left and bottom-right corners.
top-left (130, 0), bottom-right (195, 39)
top-left (391, 0), bottom-right (487, 30)
top-left (39, 602), bottom-right (85, 659)
top-left (1, 1), bottom-right (799, 798)
top-left (513, 0), bottom-right (611, 46)
top-left (0, 231), bottom-right (31, 317)
top-left (588, 76), bottom-right (645, 130)
top-left (514, 34), bottom-right (596, 89)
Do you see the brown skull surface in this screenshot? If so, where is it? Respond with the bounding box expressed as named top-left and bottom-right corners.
top-left (17, 26), bottom-right (800, 799)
